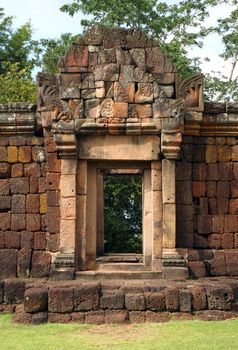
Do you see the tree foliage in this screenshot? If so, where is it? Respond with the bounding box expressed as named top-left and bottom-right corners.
top-left (104, 175), bottom-right (142, 254)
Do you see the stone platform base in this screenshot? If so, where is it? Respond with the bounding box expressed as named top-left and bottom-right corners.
top-left (1, 277), bottom-right (238, 324)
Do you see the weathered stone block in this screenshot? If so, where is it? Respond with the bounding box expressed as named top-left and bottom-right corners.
top-left (210, 251), bottom-right (226, 276)
top-left (218, 146), bottom-right (231, 162)
top-left (31, 251), bottom-right (51, 278)
top-left (25, 288), bottom-right (48, 313)
top-left (188, 261), bottom-right (206, 278)
top-left (34, 231), bottom-right (46, 250)
top-left (74, 283), bottom-right (100, 311)
top-left (46, 207), bottom-right (60, 234)
top-left (10, 178), bottom-right (29, 194)
top-left (0, 249), bottom-right (17, 277)
top-left (4, 279), bottom-right (25, 303)
top-left (205, 145), bottom-right (217, 163)
top-left (219, 162), bottom-right (233, 181)
top-left (0, 163), bottom-right (11, 178)
top-left (206, 285), bottom-right (232, 310)
top-left (21, 231), bottom-right (33, 249)
top-left (18, 146), bottom-right (31, 163)
top-left (11, 163), bottom-right (23, 177)
top-left (0, 179), bottom-right (9, 195)
top-left (207, 164), bottom-right (219, 181)
top-left (125, 293), bottom-right (146, 311)
top-left (190, 287), bottom-right (207, 311)
top-left (26, 194), bottom-right (40, 213)
top-left (31, 312), bottom-right (48, 325)
top-left (224, 215), bottom-right (237, 233)
top-left (129, 311), bottom-right (146, 323)
top-left (47, 153), bottom-right (61, 173)
top-left (7, 146), bottom-right (18, 163)
top-left (26, 214), bottom-right (41, 231)
top-left (225, 250), bottom-right (238, 276)
top-left (48, 287), bottom-right (74, 313)
top-left (17, 248), bottom-right (32, 277)
top-left (207, 181), bottom-right (216, 197)
top-left (100, 292), bottom-right (124, 309)
top-left (46, 173), bottom-right (60, 191)
top-left (145, 292), bottom-right (166, 311)
top-left (179, 289), bottom-right (191, 312)
top-left (24, 163), bottom-right (41, 178)
top-left (0, 213), bottom-right (10, 231)
top-left (197, 215), bottom-right (212, 234)
top-left (192, 181), bottom-right (206, 197)
top-left (105, 310), bottom-right (128, 324)
top-left (165, 287), bottom-right (179, 311)
top-left (84, 310), bottom-right (105, 324)
top-left (217, 181), bottom-right (230, 198)
top-left (4, 231), bottom-right (21, 249)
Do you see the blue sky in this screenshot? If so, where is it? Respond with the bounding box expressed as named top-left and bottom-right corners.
top-left (0, 0), bottom-right (235, 77)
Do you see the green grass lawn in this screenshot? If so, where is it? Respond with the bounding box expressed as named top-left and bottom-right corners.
top-left (1, 314), bottom-right (238, 350)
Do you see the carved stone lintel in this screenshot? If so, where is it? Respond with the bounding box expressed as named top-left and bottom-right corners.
top-left (176, 73), bottom-right (204, 111)
top-left (54, 133), bottom-right (77, 159)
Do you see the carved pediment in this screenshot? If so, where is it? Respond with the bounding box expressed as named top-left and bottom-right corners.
top-left (176, 73), bottom-right (204, 111)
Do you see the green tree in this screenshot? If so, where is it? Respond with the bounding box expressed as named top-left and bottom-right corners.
top-left (0, 8), bottom-right (38, 102)
top-left (39, 33), bottom-right (77, 74)
top-left (0, 62), bottom-right (36, 103)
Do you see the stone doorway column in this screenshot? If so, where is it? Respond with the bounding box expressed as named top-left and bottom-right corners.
top-left (52, 133), bottom-right (77, 279)
top-left (161, 108), bottom-right (188, 279)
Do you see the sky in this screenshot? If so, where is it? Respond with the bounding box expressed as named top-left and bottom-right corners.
top-left (0, 0), bottom-right (235, 77)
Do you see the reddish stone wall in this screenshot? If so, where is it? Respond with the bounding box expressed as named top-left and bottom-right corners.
top-left (177, 134), bottom-right (238, 277)
top-left (0, 134), bottom-right (61, 278)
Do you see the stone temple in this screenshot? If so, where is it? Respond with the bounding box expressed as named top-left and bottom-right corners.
top-left (1, 27), bottom-right (238, 324)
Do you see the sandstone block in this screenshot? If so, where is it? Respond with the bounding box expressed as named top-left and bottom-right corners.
top-left (47, 153), bottom-right (61, 173)
top-left (46, 233), bottom-right (60, 252)
top-left (26, 214), bottom-right (41, 231)
top-left (135, 83), bottom-right (153, 103)
top-left (105, 310), bottom-right (128, 324)
top-left (0, 249), bottom-right (17, 278)
top-left (34, 231), bottom-right (46, 250)
top-left (4, 231), bottom-right (21, 248)
top-left (31, 251), bottom-right (51, 277)
top-left (25, 288), bottom-right (48, 313)
top-left (217, 199), bottom-right (229, 214)
top-left (24, 163), bottom-right (41, 178)
top-left (135, 104), bottom-right (152, 118)
top-left (210, 251), bottom-right (226, 276)
top-left (176, 162), bottom-right (192, 181)
top-left (218, 162), bottom-right (233, 181)
top-left (207, 164), bottom-right (219, 181)
top-left (0, 146), bottom-right (7, 161)
top-left (7, 146), bottom-right (18, 163)
top-left (179, 289), bottom-right (191, 312)
top-left (4, 279), bottom-right (25, 303)
top-left (100, 292), bottom-right (124, 309)
top-left (31, 312), bottom-right (48, 325)
top-left (26, 194), bottom-right (40, 213)
top-left (205, 145), bottom-right (217, 163)
top-left (113, 102), bottom-right (128, 118)
top-left (208, 234), bottom-right (221, 249)
top-left (206, 285), bottom-right (232, 310)
top-left (197, 215), bottom-right (212, 234)
top-left (11, 163), bottom-right (23, 177)
top-left (221, 233), bottom-right (234, 249)
top-left (40, 193), bottom-right (47, 214)
top-left (0, 163), bottom-right (11, 178)
top-left (192, 181), bottom-right (206, 197)
top-left (0, 213), bottom-right (10, 231)
top-left (125, 293), bottom-right (146, 311)
top-left (145, 292), bottom-right (166, 311)
top-left (17, 248), bottom-right (32, 277)
top-left (60, 175), bottom-right (76, 197)
top-left (21, 231), bottom-right (33, 249)
top-left (46, 173), bottom-right (60, 191)
top-left (224, 215), bottom-right (237, 233)
top-left (46, 207), bottom-right (60, 234)
top-left (231, 145), bottom-right (238, 161)
top-left (191, 287), bottom-right (207, 311)
top-left (218, 146), bottom-right (231, 162)
top-left (231, 180), bottom-right (238, 198)
top-left (217, 181), bottom-right (230, 198)
top-left (84, 310), bottom-right (105, 324)
top-left (74, 283), bottom-right (100, 311)
top-left (0, 179), bottom-right (9, 195)
top-left (48, 287), bottom-right (74, 313)
top-left (207, 182), bottom-right (216, 197)
top-left (18, 146), bottom-right (31, 163)
top-left (10, 178), bottom-right (29, 194)
top-left (129, 311), bottom-right (146, 323)
top-left (188, 261), bottom-right (206, 278)
top-left (165, 287), bottom-right (179, 311)
top-left (225, 250), bottom-right (238, 276)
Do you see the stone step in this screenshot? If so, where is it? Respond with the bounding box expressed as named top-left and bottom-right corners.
top-left (75, 271), bottom-right (163, 280)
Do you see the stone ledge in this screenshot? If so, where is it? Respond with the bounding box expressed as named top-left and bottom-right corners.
top-left (1, 277), bottom-right (238, 324)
